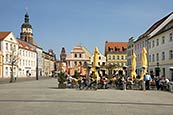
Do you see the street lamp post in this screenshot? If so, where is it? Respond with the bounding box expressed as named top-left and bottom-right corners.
top-left (36, 52), bottom-right (38, 80)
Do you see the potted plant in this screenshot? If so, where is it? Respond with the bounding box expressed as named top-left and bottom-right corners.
top-left (57, 71), bottom-right (66, 88)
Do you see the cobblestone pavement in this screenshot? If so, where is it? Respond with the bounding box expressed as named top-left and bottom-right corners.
top-left (0, 78), bottom-right (173, 115)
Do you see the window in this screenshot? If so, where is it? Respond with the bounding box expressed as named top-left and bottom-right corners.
top-left (117, 56), bottom-right (119, 60)
top-left (14, 45), bottom-right (16, 51)
top-left (108, 56), bottom-right (111, 60)
top-left (102, 62), bottom-right (105, 66)
top-left (6, 43), bottom-right (8, 50)
top-left (170, 33), bottom-right (172, 41)
top-left (5, 67), bottom-right (8, 76)
top-left (79, 54), bottom-right (82, 58)
top-left (156, 53), bottom-right (159, 61)
top-left (142, 41), bottom-right (144, 47)
top-left (74, 54), bottom-right (77, 58)
top-left (113, 56), bottom-right (115, 60)
top-left (152, 54), bottom-right (155, 62)
top-left (121, 56), bottom-right (124, 60)
top-left (74, 61), bottom-right (77, 66)
top-left (79, 61), bottom-right (82, 65)
top-left (99, 56), bottom-right (101, 60)
top-left (135, 45), bottom-right (137, 50)
top-left (162, 52), bottom-right (165, 60)
top-left (152, 40), bottom-right (155, 47)
top-left (149, 42), bottom-right (151, 48)
top-left (169, 50), bottom-right (173, 59)
top-left (156, 39), bottom-right (159, 46)
top-left (6, 54), bottom-right (8, 63)
top-left (19, 50), bottom-right (21, 56)
top-left (162, 36), bottom-right (165, 44)
top-left (84, 62), bottom-right (87, 66)
top-left (149, 55), bottom-right (151, 62)
top-left (10, 44), bottom-right (12, 51)
top-left (23, 60), bottom-right (25, 66)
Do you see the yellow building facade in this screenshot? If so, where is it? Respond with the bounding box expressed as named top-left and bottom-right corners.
top-left (105, 41), bottom-right (128, 75)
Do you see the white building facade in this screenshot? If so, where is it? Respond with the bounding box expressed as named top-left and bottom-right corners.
top-left (17, 40), bottom-right (36, 77)
top-left (148, 12), bottom-right (173, 80)
top-left (90, 48), bottom-right (106, 66)
top-left (0, 32), bottom-right (19, 78)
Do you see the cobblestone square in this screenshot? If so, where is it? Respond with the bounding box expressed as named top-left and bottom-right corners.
top-left (0, 79), bottom-right (173, 115)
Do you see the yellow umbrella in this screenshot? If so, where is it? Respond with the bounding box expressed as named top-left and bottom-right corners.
top-left (93, 47), bottom-right (99, 67)
top-left (93, 47), bottom-right (100, 81)
top-left (131, 53), bottom-right (137, 79)
top-left (140, 47), bottom-right (147, 80)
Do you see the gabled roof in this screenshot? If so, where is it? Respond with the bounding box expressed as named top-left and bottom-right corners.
top-left (0, 32), bottom-right (11, 40)
top-left (138, 12), bottom-right (173, 40)
top-left (71, 45), bottom-right (84, 53)
top-left (17, 39), bottom-right (36, 52)
top-left (66, 45), bottom-right (91, 59)
top-left (32, 40), bottom-right (41, 48)
top-left (105, 41), bottom-right (128, 53)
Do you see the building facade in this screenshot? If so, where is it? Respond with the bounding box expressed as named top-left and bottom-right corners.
top-left (0, 32), bottom-right (19, 78)
top-left (133, 13), bottom-right (170, 76)
top-left (105, 41), bottom-right (128, 75)
top-left (66, 45), bottom-right (92, 76)
top-left (148, 12), bottom-right (173, 80)
top-left (17, 39), bottom-right (37, 77)
top-left (42, 49), bottom-right (56, 77)
top-left (126, 37), bottom-right (135, 76)
top-left (90, 48), bottom-right (106, 66)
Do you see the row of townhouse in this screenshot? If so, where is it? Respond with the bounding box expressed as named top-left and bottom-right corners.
top-left (57, 45), bottom-right (107, 76)
top-left (127, 12), bottom-right (173, 80)
top-left (0, 11), bottom-right (56, 79)
top-left (58, 42), bottom-right (128, 77)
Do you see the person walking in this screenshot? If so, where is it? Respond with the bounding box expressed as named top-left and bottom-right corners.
top-left (144, 73), bottom-right (151, 90)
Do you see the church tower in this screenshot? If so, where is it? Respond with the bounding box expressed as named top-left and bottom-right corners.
top-left (60, 47), bottom-right (67, 62)
top-left (20, 10), bottom-right (33, 44)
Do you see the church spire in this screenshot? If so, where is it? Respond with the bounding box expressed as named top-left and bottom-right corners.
top-left (20, 8), bottom-right (33, 44)
top-left (24, 9), bottom-right (29, 23)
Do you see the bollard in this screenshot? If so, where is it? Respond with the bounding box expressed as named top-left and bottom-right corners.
top-left (142, 80), bottom-right (146, 91)
top-left (123, 82), bottom-right (126, 91)
top-left (169, 83), bottom-right (173, 92)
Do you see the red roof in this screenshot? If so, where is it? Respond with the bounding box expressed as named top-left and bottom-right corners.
top-left (17, 40), bottom-right (35, 52)
top-left (0, 32), bottom-right (11, 40)
top-left (105, 41), bottom-right (128, 53)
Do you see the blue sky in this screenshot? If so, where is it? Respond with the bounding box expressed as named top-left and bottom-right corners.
top-left (0, 0), bottom-right (173, 59)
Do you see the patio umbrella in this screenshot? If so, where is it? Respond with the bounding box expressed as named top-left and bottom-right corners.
top-left (93, 47), bottom-right (99, 67)
top-left (131, 53), bottom-right (137, 79)
top-left (140, 47), bottom-right (147, 80)
top-left (93, 47), bottom-right (100, 81)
